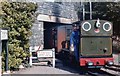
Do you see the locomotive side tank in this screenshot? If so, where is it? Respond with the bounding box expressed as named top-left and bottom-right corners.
top-left (80, 19), bottom-right (113, 67)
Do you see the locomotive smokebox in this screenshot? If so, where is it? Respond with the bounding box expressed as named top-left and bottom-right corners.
top-left (80, 20), bottom-right (112, 56)
top-left (80, 19), bottom-right (113, 67)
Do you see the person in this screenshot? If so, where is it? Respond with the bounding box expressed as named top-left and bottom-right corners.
top-left (70, 24), bottom-right (80, 63)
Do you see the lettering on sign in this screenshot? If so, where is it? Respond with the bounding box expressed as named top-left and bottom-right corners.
top-left (37, 51), bottom-right (53, 58)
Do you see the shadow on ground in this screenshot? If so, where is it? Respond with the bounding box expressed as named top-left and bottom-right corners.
top-left (55, 59), bottom-right (87, 75)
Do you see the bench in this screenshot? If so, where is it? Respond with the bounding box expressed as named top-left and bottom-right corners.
top-left (29, 48), bottom-right (55, 67)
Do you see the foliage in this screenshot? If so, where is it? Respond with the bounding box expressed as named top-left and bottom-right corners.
top-left (1, 2), bottom-right (37, 70)
top-left (93, 2), bottom-right (120, 21)
top-left (93, 2), bottom-right (120, 51)
top-left (92, 2), bottom-right (120, 26)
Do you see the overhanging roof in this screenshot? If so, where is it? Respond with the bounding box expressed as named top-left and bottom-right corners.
top-left (37, 14), bottom-right (78, 24)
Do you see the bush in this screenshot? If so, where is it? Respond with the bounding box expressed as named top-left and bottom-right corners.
top-left (1, 2), bottom-right (37, 71)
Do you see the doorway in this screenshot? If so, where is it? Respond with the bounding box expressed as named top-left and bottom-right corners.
top-left (44, 22), bottom-right (72, 52)
top-left (44, 22), bottom-right (56, 49)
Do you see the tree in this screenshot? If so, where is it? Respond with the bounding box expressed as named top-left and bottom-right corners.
top-left (93, 2), bottom-right (120, 53)
top-left (93, 2), bottom-right (120, 34)
top-left (1, 2), bottom-right (37, 70)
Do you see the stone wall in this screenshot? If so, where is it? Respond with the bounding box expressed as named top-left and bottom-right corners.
top-left (8, 0), bottom-right (78, 22)
top-left (29, 22), bottom-right (44, 48)
top-left (36, 2), bottom-right (78, 20)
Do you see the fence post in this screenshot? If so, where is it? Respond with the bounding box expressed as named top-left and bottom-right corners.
top-left (29, 51), bottom-right (32, 66)
top-left (52, 48), bottom-right (55, 68)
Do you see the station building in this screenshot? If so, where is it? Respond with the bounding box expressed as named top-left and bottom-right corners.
top-left (27, 2), bottom-right (78, 53)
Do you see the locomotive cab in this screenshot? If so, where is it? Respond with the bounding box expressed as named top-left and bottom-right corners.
top-left (79, 19), bottom-right (114, 68)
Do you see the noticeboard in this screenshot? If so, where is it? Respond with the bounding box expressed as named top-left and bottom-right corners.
top-left (0, 29), bottom-right (8, 40)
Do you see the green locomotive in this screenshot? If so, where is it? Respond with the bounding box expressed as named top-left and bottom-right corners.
top-left (79, 19), bottom-right (113, 67)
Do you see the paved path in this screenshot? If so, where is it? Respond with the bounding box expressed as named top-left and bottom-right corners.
top-left (12, 59), bottom-right (77, 74)
top-left (14, 66), bottom-right (74, 74)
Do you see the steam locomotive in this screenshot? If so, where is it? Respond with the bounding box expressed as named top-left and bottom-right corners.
top-left (59, 19), bottom-right (114, 68)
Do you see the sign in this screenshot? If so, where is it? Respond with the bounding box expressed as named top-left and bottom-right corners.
top-left (37, 50), bottom-right (53, 58)
top-left (1, 29), bottom-right (8, 40)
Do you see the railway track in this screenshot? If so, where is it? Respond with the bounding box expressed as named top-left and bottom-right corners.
top-left (101, 65), bottom-right (120, 76)
top-left (86, 68), bottom-right (114, 76)
top-left (59, 55), bottom-right (120, 76)
top-left (87, 71), bottom-right (110, 76)
top-left (66, 63), bottom-right (119, 76)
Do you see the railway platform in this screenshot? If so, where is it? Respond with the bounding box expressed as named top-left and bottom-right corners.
top-left (3, 59), bottom-right (84, 76)
top-left (2, 54), bottom-right (120, 76)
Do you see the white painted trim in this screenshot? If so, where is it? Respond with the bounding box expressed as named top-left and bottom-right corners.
top-left (82, 22), bottom-right (91, 31)
top-left (103, 22), bottom-right (112, 32)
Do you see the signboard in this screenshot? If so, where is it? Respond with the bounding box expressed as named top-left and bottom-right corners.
top-left (1, 29), bottom-right (8, 40)
top-left (37, 50), bottom-right (53, 58)
top-left (30, 48), bottom-right (55, 67)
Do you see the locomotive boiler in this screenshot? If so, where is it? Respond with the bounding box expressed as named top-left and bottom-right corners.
top-left (79, 19), bottom-right (113, 67)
